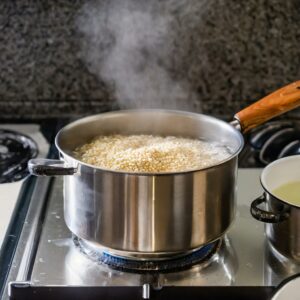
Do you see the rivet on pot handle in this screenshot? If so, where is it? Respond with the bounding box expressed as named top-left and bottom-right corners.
top-left (28, 159), bottom-right (77, 176)
top-left (250, 194), bottom-right (289, 223)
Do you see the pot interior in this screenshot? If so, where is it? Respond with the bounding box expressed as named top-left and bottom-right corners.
top-left (261, 156), bottom-right (300, 206)
top-left (56, 110), bottom-right (243, 161)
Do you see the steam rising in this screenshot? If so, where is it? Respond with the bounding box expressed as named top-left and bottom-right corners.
top-left (77, 0), bottom-right (200, 111)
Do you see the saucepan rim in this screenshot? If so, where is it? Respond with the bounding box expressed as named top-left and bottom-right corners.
top-left (55, 109), bottom-right (244, 176)
top-left (260, 155), bottom-right (300, 208)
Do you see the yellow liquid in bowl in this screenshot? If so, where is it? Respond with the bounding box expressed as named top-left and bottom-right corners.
top-left (272, 181), bottom-right (300, 207)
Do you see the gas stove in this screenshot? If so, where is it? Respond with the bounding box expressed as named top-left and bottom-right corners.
top-left (3, 170), bottom-right (289, 300)
top-left (0, 124), bottom-right (49, 248)
top-left (1, 119), bottom-right (300, 300)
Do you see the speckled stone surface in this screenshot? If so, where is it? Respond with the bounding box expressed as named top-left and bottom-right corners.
top-left (0, 0), bottom-right (300, 119)
top-left (0, 0), bottom-right (117, 119)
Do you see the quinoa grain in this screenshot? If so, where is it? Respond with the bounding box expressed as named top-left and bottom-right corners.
top-left (74, 135), bottom-right (231, 172)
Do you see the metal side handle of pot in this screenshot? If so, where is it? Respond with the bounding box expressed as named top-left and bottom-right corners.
top-left (250, 194), bottom-right (289, 223)
top-left (28, 158), bottom-right (77, 176)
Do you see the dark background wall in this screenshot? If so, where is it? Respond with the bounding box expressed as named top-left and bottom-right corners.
top-left (0, 0), bottom-right (300, 120)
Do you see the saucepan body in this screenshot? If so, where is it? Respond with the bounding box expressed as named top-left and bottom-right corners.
top-left (29, 110), bottom-right (243, 258)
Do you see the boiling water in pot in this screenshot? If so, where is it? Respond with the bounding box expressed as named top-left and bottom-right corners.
top-left (74, 134), bottom-right (233, 173)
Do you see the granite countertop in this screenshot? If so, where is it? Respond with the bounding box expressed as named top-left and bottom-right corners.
top-left (0, 0), bottom-right (299, 119)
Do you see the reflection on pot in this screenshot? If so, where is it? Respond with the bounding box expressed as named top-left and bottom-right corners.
top-left (264, 240), bottom-right (300, 287)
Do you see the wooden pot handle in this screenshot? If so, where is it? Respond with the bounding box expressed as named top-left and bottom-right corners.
top-left (234, 80), bottom-right (300, 133)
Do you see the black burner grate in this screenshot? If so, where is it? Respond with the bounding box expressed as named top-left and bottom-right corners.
top-left (74, 236), bottom-right (221, 274)
top-left (239, 121), bottom-right (300, 167)
top-left (0, 129), bottom-right (38, 183)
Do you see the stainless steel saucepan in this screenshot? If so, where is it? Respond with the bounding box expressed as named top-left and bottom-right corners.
top-left (29, 81), bottom-right (300, 259)
top-left (251, 156), bottom-right (300, 262)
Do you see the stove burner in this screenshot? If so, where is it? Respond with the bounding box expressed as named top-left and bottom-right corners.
top-left (0, 129), bottom-right (38, 183)
top-left (74, 236), bottom-right (221, 274)
top-left (247, 121), bottom-right (300, 166)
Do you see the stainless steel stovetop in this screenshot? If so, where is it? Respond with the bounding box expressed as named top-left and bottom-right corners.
top-left (3, 169), bottom-right (300, 300)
